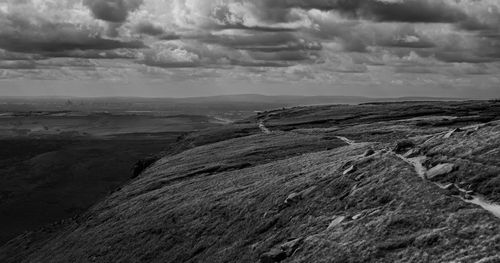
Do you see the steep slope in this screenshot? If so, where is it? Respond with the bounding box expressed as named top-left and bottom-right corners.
top-left (1, 101), bottom-right (499, 263)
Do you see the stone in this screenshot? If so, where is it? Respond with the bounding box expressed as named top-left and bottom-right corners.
top-left (343, 165), bottom-right (356, 175)
top-left (285, 193), bottom-right (302, 205)
top-left (300, 186), bottom-right (317, 198)
top-left (327, 216), bottom-right (346, 230)
top-left (363, 149), bottom-right (375, 157)
top-left (403, 148), bottom-right (421, 158)
top-left (280, 238), bottom-right (303, 256)
top-left (442, 183), bottom-right (460, 196)
top-left (443, 128), bottom-right (460, 139)
top-left (285, 186), bottom-right (318, 205)
top-left (393, 140), bottom-right (415, 154)
top-left (341, 161), bottom-right (353, 169)
top-left (425, 163), bottom-right (455, 180)
top-left (352, 213), bottom-right (363, 220)
top-left (260, 248), bottom-right (287, 263)
top-left (462, 193), bottom-right (474, 200)
top-left (474, 256), bottom-right (500, 263)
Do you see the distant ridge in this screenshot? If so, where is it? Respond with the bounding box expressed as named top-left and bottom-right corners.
top-left (0, 94), bottom-right (470, 106)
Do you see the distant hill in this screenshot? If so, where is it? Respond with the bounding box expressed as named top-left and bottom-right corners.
top-left (0, 94), bottom-right (469, 114)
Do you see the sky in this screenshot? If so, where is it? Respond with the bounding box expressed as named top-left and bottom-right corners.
top-left (0, 0), bottom-right (500, 98)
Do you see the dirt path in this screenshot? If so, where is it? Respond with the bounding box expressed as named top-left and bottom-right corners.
top-left (338, 131), bottom-right (500, 220)
top-left (395, 153), bottom-right (500, 220)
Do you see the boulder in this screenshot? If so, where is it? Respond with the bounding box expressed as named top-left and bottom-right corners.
top-left (352, 213), bottom-right (363, 220)
top-left (300, 186), bottom-right (317, 198)
top-left (425, 163), bottom-right (455, 180)
top-left (285, 186), bottom-right (317, 205)
top-left (343, 165), bottom-right (356, 175)
top-left (403, 148), bottom-right (421, 158)
top-left (475, 256), bottom-right (500, 263)
top-left (260, 248), bottom-right (286, 263)
top-left (285, 193), bottom-right (302, 205)
top-left (443, 128), bottom-right (460, 139)
top-left (363, 149), bottom-right (375, 157)
top-left (442, 183), bottom-right (460, 196)
top-left (461, 193), bottom-right (474, 200)
top-left (280, 238), bottom-right (303, 256)
top-left (341, 161), bottom-right (353, 170)
top-left (327, 216), bottom-right (346, 230)
top-left (393, 140), bottom-right (415, 154)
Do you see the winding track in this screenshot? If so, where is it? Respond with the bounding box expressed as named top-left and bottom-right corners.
top-left (258, 115), bottom-right (500, 219)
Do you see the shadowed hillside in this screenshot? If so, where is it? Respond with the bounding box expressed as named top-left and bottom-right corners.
top-left (1, 100), bottom-right (499, 263)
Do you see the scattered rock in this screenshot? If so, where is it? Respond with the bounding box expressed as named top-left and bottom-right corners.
top-left (442, 183), bottom-right (460, 196)
top-left (414, 229), bottom-right (443, 248)
top-left (457, 181), bottom-right (469, 188)
top-left (462, 193), bottom-right (474, 201)
top-left (352, 213), bottom-right (363, 220)
top-left (403, 148), bottom-right (421, 158)
top-left (343, 165), bottom-right (356, 175)
top-left (443, 184), bottom-right (460, 195)
top-left (280, 238), bottom-right (303, 256)
top-left (393, 140), bottom-right (415, 154)
top-left (327, 216), bottom-right (346, 230)
top-left (368, 209), bottom-right (381, 216)
top-left (363, 149), bottom-right (375, 157)
top-left (285, 193), bottom-right (302, 205)
top-left (300, 186), bottom-right (317, 198)
top-left (443, 128), bottom-right (460, 139)
top-left (474, 255), bottom-right (500, 263)
top-left (285, 186), bottom-right (318, 205)
top-left (341, 160), bottom-right (353, 169)
top-left (260, 248), bottom-right (287, 263)
top-left (425, 163), bottom-right (455, 180)
top-left (465, 190), bottom-right (475, 195)
top-left (465, 130), bottom-right (476, 136)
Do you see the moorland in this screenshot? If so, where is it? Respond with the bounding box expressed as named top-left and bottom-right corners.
top-left (0, 98), bottom-right (499, 263)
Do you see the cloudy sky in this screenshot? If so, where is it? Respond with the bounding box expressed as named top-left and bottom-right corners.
top-left (0, 0), bottom-right (499, 98)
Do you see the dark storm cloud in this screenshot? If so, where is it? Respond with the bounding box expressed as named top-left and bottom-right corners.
top-left (1, 0), bottom-right (500, 89)
top-left (0, 60), bottom-right (36, 69)
top-left (0, 13), bottom-right (145, 56)
top-left (213, 24), bottom-right (298, 33)
top-left (381, 38), bottom-right (435, 49)
top-left (263, 0), bottom-right (466, 23)
top-left (0, 49), bottom-right (44, 61)
top-left (0, 33), bottom-right (145, 54)
top-left (46, 49), bottom-right (139, 59)
top-left (134, 22), bottom-right (165, 36)
top-left (250, 50), bottom-right (314, 61)
top-left (83, 0), bottom-right (144, 23)
top-left (201, 32), bottom-right (321, 53)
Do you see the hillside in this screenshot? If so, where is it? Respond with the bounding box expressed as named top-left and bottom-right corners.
top-left (1, 101), bottom-right (500, 263)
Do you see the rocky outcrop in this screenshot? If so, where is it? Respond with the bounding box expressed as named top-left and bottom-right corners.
top-left (393, 140), bottom-right (415, 154)
top-left (425, 163), bottom-right (455, 180)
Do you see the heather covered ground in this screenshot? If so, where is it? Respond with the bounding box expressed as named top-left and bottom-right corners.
top-left (1, 100), bottom-right (499, 263)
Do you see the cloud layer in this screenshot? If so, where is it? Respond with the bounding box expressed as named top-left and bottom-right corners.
top-left (0, 0), bottom-right (499, 97)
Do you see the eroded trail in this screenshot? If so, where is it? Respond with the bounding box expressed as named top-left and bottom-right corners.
top-left (339, 131), bottom-right (500, 220)
top-left (395, 151), bottom-right (500, 220)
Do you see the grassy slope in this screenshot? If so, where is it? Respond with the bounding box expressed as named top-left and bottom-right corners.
top-left (1, 101), bottom-right (499, 262)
